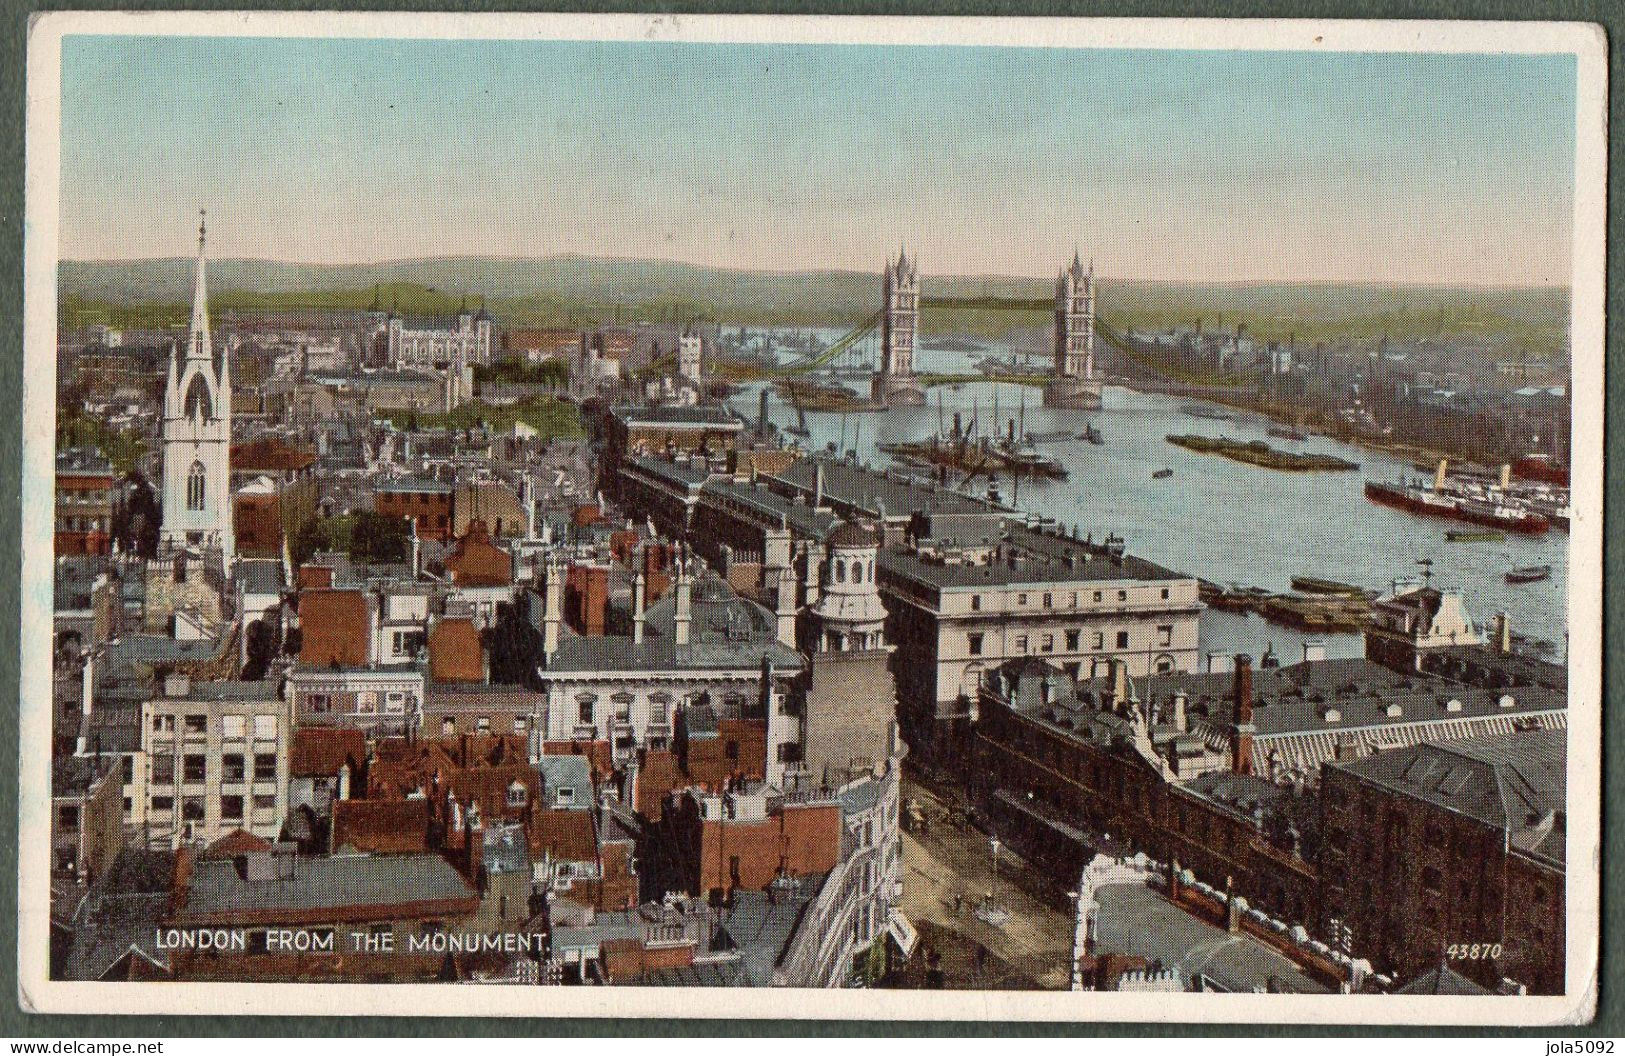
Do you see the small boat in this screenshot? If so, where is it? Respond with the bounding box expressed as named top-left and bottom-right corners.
top-left (1182, 403), bottom-right (1232, 421)
top-left (1447, 528), bottom-right (1504, 542)
top-left (1506, 564), bottom-right (1553, 584)
top-left (1152, 468), bottom-right (1174, 480)
top-left (1290, 576), bottom-right (1366, 597)
top-left (1081, 423), bottom-right (1104, 445)
top-left (1268, 426), bottom-right (1308, 442)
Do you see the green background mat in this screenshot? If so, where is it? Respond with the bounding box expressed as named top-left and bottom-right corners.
top-left (0, 0), bottom-right (1617, 1036)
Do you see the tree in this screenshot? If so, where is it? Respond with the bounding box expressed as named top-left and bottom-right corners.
top-left (241, 618), bottom-right (278, 681)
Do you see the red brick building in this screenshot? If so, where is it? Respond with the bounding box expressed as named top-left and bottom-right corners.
top-left (1319, 729), bottom-right (1565, 994)
top-left (55, 448), bottom-right (116, 557)
top-left (375, 477), bottom-right (453, 542)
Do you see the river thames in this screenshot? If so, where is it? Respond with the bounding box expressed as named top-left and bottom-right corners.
top-left (726, 340), bottom-right (1568, 665)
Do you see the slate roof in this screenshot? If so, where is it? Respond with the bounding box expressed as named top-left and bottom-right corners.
top-left (611, 404), bottom-right (741, 429)
top-left (879, 524), bottom-right (1187, 590)
top-left (62, 849), bottom-right (176, 981)
top-left (769, 456), bottom-right (992, 519)
top-left (234, 558), bottom-right (286, 596)
top-left (537, 754), bottom-right (595, 809)
top-left (1395, 963), bottom-right (1494, 995)
top-left (544, 575), bottom-right (803, 675)
top-left (1090, 883), bottom-right (1328, 993)
top-left (1329, 729), bottom-right (1566, 867)
top-left (179, 852), bottom-right (476, 921)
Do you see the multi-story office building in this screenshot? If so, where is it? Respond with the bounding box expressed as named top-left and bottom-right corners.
top-left (879, 523), bottom-right (1200, 760)
top-left (135, 675), bottom-right (291, 850)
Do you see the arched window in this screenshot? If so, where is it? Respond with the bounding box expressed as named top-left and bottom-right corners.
top-left (834, 560), bottom-right (846, 584)
top-left (183, 374), bottom-right (213, 420)
top-left (186, 461), bottom-right (206, 512)
top-left (852, 562), bottom-right (863, 584)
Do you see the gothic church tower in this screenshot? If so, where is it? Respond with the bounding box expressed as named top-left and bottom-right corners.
top-left (160, 212), bottom-right (233, 569)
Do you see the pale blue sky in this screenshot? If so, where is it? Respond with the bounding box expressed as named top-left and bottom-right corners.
top-left (58, 35), bottom-right (1576, 284)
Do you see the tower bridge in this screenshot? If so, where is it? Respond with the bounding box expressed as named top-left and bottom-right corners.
top-left (710, 247), bottom-right (1110, 409)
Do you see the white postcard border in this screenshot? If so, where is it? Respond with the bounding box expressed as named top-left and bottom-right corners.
top-left (19, 10), bottom-right (1607, 1025)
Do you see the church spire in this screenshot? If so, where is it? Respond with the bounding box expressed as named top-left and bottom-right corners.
top-left (186, 209), bottom-right (212, 363)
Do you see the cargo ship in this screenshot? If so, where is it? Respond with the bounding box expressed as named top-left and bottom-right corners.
top-left (1364, 479), bottom-right (1550, 534)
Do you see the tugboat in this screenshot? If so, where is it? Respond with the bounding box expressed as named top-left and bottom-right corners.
top-left (1081, 422), bottom-right (1104, 445)
top-left (1152, 468), bottom-right (1174, 480)
top-left (1506, 564), bottom-right (1553, 584)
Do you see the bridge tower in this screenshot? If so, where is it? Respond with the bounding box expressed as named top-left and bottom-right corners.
top-left (871, 247), bottom-right (926, 406)
top-left (1043, 249), bottom-right (1104, 410)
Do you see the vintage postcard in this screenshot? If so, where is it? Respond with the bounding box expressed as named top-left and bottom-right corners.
top-left (19, 12), bottom-right (1605, 1025)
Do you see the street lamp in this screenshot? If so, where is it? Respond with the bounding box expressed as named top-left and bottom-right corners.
top-left (990, 837), bottom-right (1001, 876)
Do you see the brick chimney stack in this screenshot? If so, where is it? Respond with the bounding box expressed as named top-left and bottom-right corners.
top-left (1230, 654), bottom-right (1255, 775)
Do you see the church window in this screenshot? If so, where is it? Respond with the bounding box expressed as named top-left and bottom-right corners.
top-left (186, 461), bottom-right (206, 512)
top-left (834, 560), bottom-right (845, 584)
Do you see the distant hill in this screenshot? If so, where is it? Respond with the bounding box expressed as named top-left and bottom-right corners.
top-left (57, 255), bottom-right (1569, 357)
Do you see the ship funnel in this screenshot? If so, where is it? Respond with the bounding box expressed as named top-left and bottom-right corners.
top-left (1500, 463), bottom-right (1512, 489)
top-left (1433, 459), bottom-right (1448, 492)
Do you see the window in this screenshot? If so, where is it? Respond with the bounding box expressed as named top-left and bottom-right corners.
top-left (150, 795), bottom-right (173, 813)
top-left (1158, 625), bottom-right (1173, 647)
top-left (182, 796), bottom-right (206, 821)
top-left (253, 714), bottom-right (277, 740)
top-left (1065, 630), bottom-right (1081, 651)
top-left (221, 715), bottom-right (246, 739)
top-left (1116, 631), bottom-right (1130, 649)
top-left (577, 696), bottom-right (595, 725)
top-left (1160, 587), bottom-right (1170, 600)
top-left (1092, 632), bottom-right (1104, 650)
top-left (186, 461), bottom-right (206, 512)
top-left (1117, 590), bottom-right (1127, 602)
top-left (725, 739), bottom-right (740, 761)
top-left (834, 560), bottom-right (845, 584)
top-left (306, 694), bottom-right (331, 714)
top-left (967, 633), bottom-right (984, 656)
top-left (253, 793), bottom-right (277, 811)
top-left (970, 595), bottom-right (981, 612)
top-left (182, 754), bottom-right (206, 783)
top-left (1040, 634), bottom-right (1054, 653)
top-left (513, 716), bottom-right (528, 734)
top-left (1013, 635), bottom-right (1028, 653)
top-left (441, 717), bottom-right (456, 736)
top-left (57, 804), bottom-right (79, 828)
top-left (555, 787), bottom-right (575, 807)
top-left (507, 782), bottom-right (528, 807)
top-left (222, 754), bottom-right (245, 782)
top-left (1017, 593), bottom-right (1028, 606)
top-left (476, 716), bottom-right (491, 733)
top-left (777, 742), bottom-right (803, 764)
top-left (254, 754), bottom-right (277, 781)
top-left (151, 714), bottom-right (175, 733)
top-left (1042, 593), bottom-right (1052, 609)
top-left (183, 714), bottom-right (207, 735)
top-left (1093, 591), bottom-right (1103, 603)
top-left (220, 795), bottom-right (244, 820)
top-left (151, 756), bottom-right (175, 783)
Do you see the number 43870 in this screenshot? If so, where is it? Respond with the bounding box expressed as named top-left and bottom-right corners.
top-left (1446, 943), bottom-right (1503, 960)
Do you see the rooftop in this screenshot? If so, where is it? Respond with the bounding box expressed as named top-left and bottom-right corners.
top-left (1330, 729), bottom-right (1566, 867)
top-left (179, 852), bottom-right (476, 922)
top-left (1091, 883), bottom-right (1328, 993)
